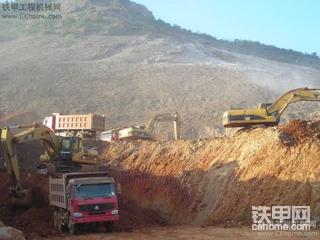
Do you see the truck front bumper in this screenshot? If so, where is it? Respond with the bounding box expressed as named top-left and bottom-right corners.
top-left (72, 214), bottom-right (119, 224)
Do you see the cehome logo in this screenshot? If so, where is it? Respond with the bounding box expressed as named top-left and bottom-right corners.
top-left (251, 206), bottom-right (315, 231)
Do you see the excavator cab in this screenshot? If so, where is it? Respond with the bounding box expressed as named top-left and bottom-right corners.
top-left (56, 136), bottom-right (98, 172)
top-left (258, 103), bottom-right (272, 109)
top-left (55, 136), bottom-right (98, 172)
top-left (59, 136), bottom-right (77, 160)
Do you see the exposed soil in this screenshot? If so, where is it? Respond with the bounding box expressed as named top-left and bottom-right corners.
top-left (100, 120), bottom-right (320, 225)
top-left (0, 172), bottom-right (57, 239)
top-left (46, 225), bottom-right (320, 240)
top-left (0, 171), bottom-right (166, 239)
top-left (0, 120), bottom-right (320, 239)
top-left (278, 120), bottom-right (320, 146)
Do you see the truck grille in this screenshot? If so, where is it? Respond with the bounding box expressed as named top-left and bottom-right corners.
top-left (88, 211), bottom-right (105, 216)
top-left (79, 203), bottom-right (113, 212)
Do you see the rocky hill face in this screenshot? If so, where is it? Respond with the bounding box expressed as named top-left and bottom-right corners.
top-left (0, 0), bottom-right (320, 137)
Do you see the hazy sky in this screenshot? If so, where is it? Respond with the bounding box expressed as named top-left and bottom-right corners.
top-left (134, 0), bottom-right (320, 55)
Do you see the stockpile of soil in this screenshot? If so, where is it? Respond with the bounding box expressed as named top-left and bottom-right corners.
top-left (100, 120), bottom-right (320, 225)
top-left (0, 172), bottom-right (56, 239)
top-left (278, 120), bottom-right (319, 145)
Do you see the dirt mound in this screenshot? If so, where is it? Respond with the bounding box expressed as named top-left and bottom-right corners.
top-left (100, 121), bottom-right (320, 225)
top-left (0, 172), bottom-right (56, 239)
top-left (278, 120), bottom-right (320, 146)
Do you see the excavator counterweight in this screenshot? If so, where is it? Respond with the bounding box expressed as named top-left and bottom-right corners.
top-left (223, 88), bottom-right (320, 128)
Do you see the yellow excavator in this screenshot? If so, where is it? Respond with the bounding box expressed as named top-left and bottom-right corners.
top-left (223, 88), bottom-right (320, 128)
top-left (145, 112), bottom-right (181, 140)
top-left (119, 112), bottom-right (181, 140)
top-left (101, 112), bottom-right (181, 141)
top-left (0, 124), bottom-right (98, 206)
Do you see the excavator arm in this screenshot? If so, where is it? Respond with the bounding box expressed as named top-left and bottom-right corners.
top-left (11, 124), bottom-right (60, 159)
top-left (223, 88), bottom-right (320, 128)
top-left (1, 127), bottom-right (23, 198)
top-left (0, 124), bottom-right (98, 206)
top-left (266, 88), bottom-right (320, 120)
top-left (145, 112), bottom-right (181, 140)
top-left (0, 124), bottom-right (61, 206)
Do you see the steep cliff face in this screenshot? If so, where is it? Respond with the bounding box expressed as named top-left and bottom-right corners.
top-left (101, 120), bottom-right (320, 224)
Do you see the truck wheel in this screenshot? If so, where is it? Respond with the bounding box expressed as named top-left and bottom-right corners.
top-left (57, 212), bottom-right (66, 233)
top-left (105, 222), bottom-right (114, 233)
top-left (53, 211), bottom-right (58, 229)
top-left (68, 216), bottom-right (78, 235)
top-left (57, 221), bottom-right (63, 233)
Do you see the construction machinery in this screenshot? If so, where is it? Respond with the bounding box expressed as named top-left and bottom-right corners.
top-left (223, 88), bottom-right (320, 128)
top-left (50, 172), bottom-right (119, 234)
top-left (100, 128), bottom-right (121, 142)
top-left (100, 112), bottom-right (181, 142)
top-left (0, 124), bottom-right (98, 207)
top-left (43, 113), bottom-right (105, 139)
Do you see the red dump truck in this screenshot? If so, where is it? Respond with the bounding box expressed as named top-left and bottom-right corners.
top-left (49, 172), bottom-right (119, 234)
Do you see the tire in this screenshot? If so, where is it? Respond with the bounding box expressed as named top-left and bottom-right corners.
top-left (68, 216), bottom-right (78, 235)
top-left (57, 212), bottom-right (63, 233)
top-left (53, 211), bottom-right (58, 229)
top-left (57, 211), bottom-right (67, 233)
top-left (105, 222), bottom-right (114, 233)
top-left (57, 220), bottom-right (63, 233)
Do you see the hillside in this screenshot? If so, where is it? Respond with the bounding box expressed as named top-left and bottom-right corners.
top-left (0, 0), bottom-right (320, 137)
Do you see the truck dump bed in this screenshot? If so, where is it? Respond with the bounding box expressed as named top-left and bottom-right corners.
top-left (54, 113), bottom-right (105, 131)
top-left (49, 177), bottom-right (66, 208)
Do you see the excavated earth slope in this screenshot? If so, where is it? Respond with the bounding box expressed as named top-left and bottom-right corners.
top-left (0, 120), bottom-right (320, 239)
top-left (101, 120), bottom-right (320, 225)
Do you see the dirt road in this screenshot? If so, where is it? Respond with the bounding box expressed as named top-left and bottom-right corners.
top-left (48, 226), bottom-right (320, 240)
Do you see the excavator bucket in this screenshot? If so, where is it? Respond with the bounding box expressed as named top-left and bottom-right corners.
top-left (10, 189), bottom-right (32, 208)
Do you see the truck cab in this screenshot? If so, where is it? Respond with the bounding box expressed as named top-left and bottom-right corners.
top-left (100, 129), bottom-right (120, 142)
top-left (49, 172), bottom-right (119, 234)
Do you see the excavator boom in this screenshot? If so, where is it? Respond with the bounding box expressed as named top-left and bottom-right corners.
top-left (1, 127), bottom-right (32, 206)
top-left (0, 124), bottom-right (98, 207)
top-left (145, 112), bottom-right (181, 140)
top-left (266, 88), bottom-right (320, 117)
top-left (223, 88), bottom-right (320, 128)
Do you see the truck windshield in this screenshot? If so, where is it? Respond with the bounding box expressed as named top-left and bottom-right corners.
top-left (101, 132), bottom-right (112, 141)
top-left (75, 183), bottom-right (115, 198)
